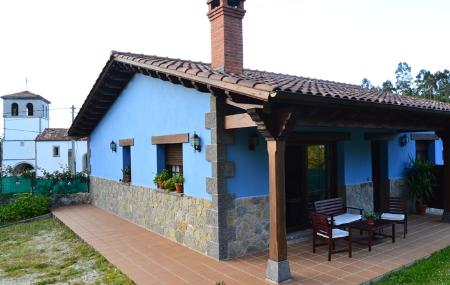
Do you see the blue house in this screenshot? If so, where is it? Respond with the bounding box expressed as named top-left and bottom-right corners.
top-left (69, 1), bottom-right (450, 283)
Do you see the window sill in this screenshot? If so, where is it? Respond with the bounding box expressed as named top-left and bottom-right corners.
top-left (154, 188), bottom-right (184, 197)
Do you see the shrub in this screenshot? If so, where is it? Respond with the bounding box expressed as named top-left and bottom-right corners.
top-left (163, 178), bottom-right (176, 192)
top-left (153, 169), bottom-right (170, 188)
top-left (0, 193), bottom-right (52, 224)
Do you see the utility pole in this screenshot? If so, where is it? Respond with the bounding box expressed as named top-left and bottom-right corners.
top-left (71, 105), bottom-right (76, 174)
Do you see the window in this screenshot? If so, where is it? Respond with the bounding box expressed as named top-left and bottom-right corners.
top-left (53, 146), bottom-right (60, 157)
top-left (68, 149), bottom-right (74, 172)
top-left (26, 103), bottom-right (33, 116)
top-left (82, 153), bottom-right (89, 172)
top-left (416, 140), bottom-right (430, 161)
top-left (165, 144), bottom-right (183, 176)
top-left (122, 146), bottom-right (131, 182)
top-left (11, 103), bottom-right (18, 116)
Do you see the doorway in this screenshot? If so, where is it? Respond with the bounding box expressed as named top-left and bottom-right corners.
top-left (285, 143), bottom-right (337, 232)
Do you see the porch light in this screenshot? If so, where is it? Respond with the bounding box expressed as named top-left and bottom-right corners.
top-left (248, 133), bottom-right (259, 151)
top-left (110, 141), bottom-right (117, 152)
top-left (190, 132), bottom-right (201, 152)
top-left (399, 134), bottom-right (409, 147)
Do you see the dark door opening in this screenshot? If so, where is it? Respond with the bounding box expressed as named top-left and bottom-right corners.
top-left (285, 143), bottom-right (337, 232)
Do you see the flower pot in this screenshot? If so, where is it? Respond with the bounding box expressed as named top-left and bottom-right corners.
top-left (123, 175), bottom-right (131, 183)
top-left (416, 202), bottom-right (427, 215)
top-left (157, 180), bottom-right (165, 189)
top-left (175, 184), bottom-right (183, 194)
top-left (367, 219), bottom-right (374, 225)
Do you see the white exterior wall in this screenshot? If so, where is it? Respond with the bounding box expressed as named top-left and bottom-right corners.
top-left (2, 98), bottom-right (50, 172)
top-left (3, 117), bottom-right (49, 140)
top-left (36, 140), bottom-right (88, 175)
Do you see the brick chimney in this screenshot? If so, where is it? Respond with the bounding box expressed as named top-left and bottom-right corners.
top-left (207, 0), bottom-right (246, 74)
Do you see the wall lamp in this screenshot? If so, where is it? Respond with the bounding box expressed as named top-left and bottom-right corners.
top-left (399, 134), bottom-right (409, 147)
top-left (110, 141), bottom-right (117, 152)
top-left (190, 132), bottom-right (201, 152)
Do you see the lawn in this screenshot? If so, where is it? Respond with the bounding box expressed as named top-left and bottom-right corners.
top-left (376, 246), bottom-right (450, 285)
top-left (0, 217), bottom-right (135, 285)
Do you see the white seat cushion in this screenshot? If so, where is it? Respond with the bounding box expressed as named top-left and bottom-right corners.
top-left (330, 213), bottom-right (362, 226)
top-left (381, 213), bottom-right (405, 221)
top-left (317, 228), bottom-right (349, 239)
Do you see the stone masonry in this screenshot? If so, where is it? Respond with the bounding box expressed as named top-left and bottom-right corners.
top-left (90, 176), bottom-right (212, 254)
top-left (205, 93), bottom-right (235, 259)
top-left (226, 195), bottom-right (270, 258)
top-left (343, 182), bottom-right (374, 212)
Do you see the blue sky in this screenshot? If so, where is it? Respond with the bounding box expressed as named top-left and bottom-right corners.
top-left (0, 0), bottom-right (448, 130)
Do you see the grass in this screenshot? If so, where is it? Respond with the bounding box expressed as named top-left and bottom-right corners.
top-left (376, 246), bottom-right (450, 285)
top-left (0, 217), bottom-right (135, 285)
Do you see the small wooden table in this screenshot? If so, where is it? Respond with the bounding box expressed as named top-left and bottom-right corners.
top-left (347, 220), bottom-right (395, 251)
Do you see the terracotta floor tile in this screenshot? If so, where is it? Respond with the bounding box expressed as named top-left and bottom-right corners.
top-left (52, 205), bottom-right (450, 285)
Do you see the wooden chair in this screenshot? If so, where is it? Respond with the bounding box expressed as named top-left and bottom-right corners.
top-left (310, 212), bottom-right (352, 261)
top-left (314, 197), bottom-right (363, 228)
top-left (380, 197), bottom-right (407, 238)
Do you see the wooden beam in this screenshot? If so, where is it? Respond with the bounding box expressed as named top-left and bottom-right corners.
top-left (225, 98), bottom-right (263, 110)
top-left (119, 138), bottom-right (134, 146)
top-left (289, 132), bottom-right (351, 143)
top-left (267, 139), bottom-right (289, 264)
top-left (151, 133), bottom-right (189, 145)
top-left (364, 132), bottom-right (397, 141)
top-left (224, 113), bottom-right (257, 129)
top-left (411, 133), bottom-right (439, 141)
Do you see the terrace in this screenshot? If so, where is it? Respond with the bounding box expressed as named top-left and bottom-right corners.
top-left (53, 205), bottom-right (450, 284)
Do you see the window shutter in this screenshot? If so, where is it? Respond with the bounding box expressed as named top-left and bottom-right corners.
top-left (166, 144), bottom-right (183, 166)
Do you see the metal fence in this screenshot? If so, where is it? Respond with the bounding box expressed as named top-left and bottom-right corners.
top-left (0, 176), bottom-right (89, 195)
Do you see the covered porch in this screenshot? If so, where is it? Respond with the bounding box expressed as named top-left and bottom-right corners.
top-left (221, 89), bottom-right (450, 282)
top-left (53, 205), bottom-right (450, 285)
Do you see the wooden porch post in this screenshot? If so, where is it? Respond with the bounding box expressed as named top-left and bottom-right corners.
top-left (440, 134), bottom-right (450, 222)
top-left (247, 107), bottom-right (295, 283)
top-left (266, 139), bottom-right (291, 282)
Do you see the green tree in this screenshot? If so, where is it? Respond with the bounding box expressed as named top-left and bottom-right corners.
top-left (381, 80), bottom-right (396, 92)
top-left (415, 69), bottom-right (436, 99)
top-left (361, 78), bottom-right (373, 89)
top-left (395, 62), bottom-right (413, 95)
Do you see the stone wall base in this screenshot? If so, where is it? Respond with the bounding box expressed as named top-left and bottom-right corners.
top-left (89, 176), bottom-right (212, 255)
top-left (52, 193), bottom-right (91, 207)
top-left (342, 182), bottom-right (374, 212)
top-left (226, 195), bottom-right (269, 258)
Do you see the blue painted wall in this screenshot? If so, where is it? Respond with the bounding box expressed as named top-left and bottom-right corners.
top-left (340, 130), bottom-right (373, 185)
top-left (90, 74), bottom-right (211, 199)
top-left (387, 133), bottom-right (416, 179)
top-left (226, 128), bottom-right (268, 197)
top-left (433, 139), bottom-right (444, 165)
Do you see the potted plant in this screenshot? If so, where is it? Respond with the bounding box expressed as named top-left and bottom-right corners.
top-left (173, 175), bottom-right (184, 194)
top-left (122, 166), bottom-right (131, 183)
top-left (163, 177), bottom-right (176, 192)
top-left (153, 169), bottom-right (170, 189)
top-left (363, 211), bottom-right (377, 225)
top-left (406, 158), bottom-right (436, 215)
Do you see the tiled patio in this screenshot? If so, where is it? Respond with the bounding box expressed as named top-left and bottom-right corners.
top-left (52, 205), bottom-right (450, 285)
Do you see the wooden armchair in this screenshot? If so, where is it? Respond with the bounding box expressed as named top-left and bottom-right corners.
top-left (314, 197), bottom-right (363, 227)
top-left (380, 197), bottom-right (407, 238)
top-left (310, 212), bottom-right (352, 261)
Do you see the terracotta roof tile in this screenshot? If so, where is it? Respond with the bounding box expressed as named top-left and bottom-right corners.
top-left (111, 51), bottom-right (450, 112)
top-left (1, 91), bottom-right (51, 104)
top-left (36, 128), bottom-right (87, 141)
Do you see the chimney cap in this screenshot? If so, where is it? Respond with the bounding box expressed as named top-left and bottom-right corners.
top-left (207, 0), bottom-right (245, 11)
